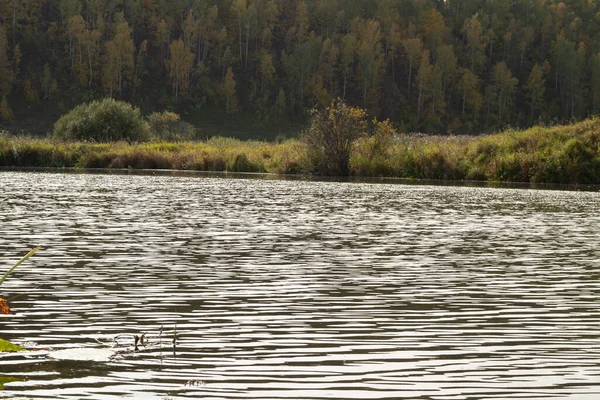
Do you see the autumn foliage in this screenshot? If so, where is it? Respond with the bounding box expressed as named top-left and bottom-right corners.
top-left (303, 100), bottom-right (367, 176)
top-left (0, 1), bottom-right (597, 135)
top-left (0, 298), bottom-right (14, 315)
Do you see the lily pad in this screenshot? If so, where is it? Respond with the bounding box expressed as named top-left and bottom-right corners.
top-left (0, 338), bottom-right (25, 352)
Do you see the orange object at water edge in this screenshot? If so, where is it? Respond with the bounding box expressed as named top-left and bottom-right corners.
top-left (0, 298), bottom-right (15, 315)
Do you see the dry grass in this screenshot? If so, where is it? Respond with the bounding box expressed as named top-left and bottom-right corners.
top-left (2, 118), bottom-right (600, 184)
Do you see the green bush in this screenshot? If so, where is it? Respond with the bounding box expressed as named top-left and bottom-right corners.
top-left (52, 98), bottom-right (150, 142)
top-left (147, 111), bottom-right (196, 141)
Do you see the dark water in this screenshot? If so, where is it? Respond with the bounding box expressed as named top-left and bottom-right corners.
top-left (1, 171), bottom-right (599, 399)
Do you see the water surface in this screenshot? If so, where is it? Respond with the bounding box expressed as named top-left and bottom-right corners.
top-left (1, 171), bottom-right (599, 399)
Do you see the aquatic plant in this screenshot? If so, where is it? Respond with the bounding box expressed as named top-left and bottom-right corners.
top-left (1, 247), bottom-right (40, 316)
top-left (0, 339), bottom-right (24, 353)
top-left (0, 247), bottom-right (40, 287)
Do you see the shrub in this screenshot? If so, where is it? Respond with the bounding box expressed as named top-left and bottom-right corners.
top-left (52, 98), bottom-right (150, 142)
top-left (231, 153), bottom-right (259, 172)
top-left (147, 111), bottom-right (196, 141)
top-left (302, 99), bottom-right (367, 176)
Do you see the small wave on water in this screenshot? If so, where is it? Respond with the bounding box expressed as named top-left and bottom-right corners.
top-left (1, 171), bottom-right (599, 399)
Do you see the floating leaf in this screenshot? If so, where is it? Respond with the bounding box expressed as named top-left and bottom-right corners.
top-left (0, 339), bottom-right (24, 352)
top-left (0, 298), bottom-right (14, 315)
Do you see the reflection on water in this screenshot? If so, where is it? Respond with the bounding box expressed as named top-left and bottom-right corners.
top-left (0, 171), bottom-right (599, 399)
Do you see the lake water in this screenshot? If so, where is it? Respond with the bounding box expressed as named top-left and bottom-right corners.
top-left (1, 171), bottom-right (599, 400)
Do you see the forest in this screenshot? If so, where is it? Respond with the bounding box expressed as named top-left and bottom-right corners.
top-left (0, 0), bottom-right (598, 135)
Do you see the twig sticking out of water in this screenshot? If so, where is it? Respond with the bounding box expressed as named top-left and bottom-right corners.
top-left (1, 247), bottom-right (40, 287)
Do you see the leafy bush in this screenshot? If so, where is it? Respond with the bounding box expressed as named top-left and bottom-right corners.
top-left (147, 111), bottom-right (196, 141)
top-left (302, 99), bottom-right (367, 176)
top-left (52, 98), bottom-right (150, 142)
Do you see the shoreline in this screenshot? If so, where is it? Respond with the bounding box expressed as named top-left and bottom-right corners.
top-left (2, 117), bottom-right (600, 188)
top-left (2, 165), bottom-right (598, 192)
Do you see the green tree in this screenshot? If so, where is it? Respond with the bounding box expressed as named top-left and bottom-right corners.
top-left (591, 53), bottom-right (600, 113)
top-left (403, 37), bottom-right (423, 101)
top-left (462, 13), bottom-right (487, 71)
top-left (457, 68), bottom-right (481, 118)
top-left (491, 61), bottom-right (518, 120)
top-left (0, 28), bottom-right (12, 98)
top-left (354, 18), bottom-right (384, 109)
top-left (340, 33), bottom-right (357, 100)
top-left (525, 63), bottom-right (546, 122)
top-left (416, 49), bottom-right (432, 120)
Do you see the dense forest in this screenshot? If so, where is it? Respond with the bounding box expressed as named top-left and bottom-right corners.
top-left (0, 0), bottom-right (598, 135)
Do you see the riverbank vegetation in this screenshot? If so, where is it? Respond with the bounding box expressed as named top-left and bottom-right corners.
top-left (3, 111), bottom-right (600, 184)
top-left (0, 1), bottom-right (598, 137)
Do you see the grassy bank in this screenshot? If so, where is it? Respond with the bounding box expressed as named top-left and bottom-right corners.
top-left (2, 118), bottom-right (600, 184)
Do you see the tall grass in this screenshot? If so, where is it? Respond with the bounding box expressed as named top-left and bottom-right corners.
top-left (2, 118), bottom-right (600, 184)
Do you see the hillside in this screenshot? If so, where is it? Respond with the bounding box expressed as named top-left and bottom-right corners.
top-left (0, 1), bottom-right (598, 136)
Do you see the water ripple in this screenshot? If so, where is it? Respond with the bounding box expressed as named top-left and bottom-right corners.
top-left (1, 171), bottom-right (599, 399)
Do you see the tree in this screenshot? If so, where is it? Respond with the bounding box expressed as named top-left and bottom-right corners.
top-left (102, 15), bottom-right (134, 97)
top-left (222, 67), bottom-right (238, 114)
top-left (518, 26), bottom-right (534, 68)
top-left (258, 48), bottom-right (275, 98)
top-left (167, 39), bottom-right (194, 103)
top-left (457, 68), bottom-right (481, 118)
top-left (112, 16), bottom-right (135, 93)
top-left (422, 8), bottom-right (445, 60)
top-left (354, 18), bottom-right (384, 109)
top-left (525, 63), bottom-right (546, 122)
top-left (491, 61), bottom-right (518, 120)
top-left (102, 41), bottom-right (119, 96)
top-left (0, 96), bottom-right (13, 122)
top-left (73, 19), bottom-right (101, 89)
top-left (403, 37), bottom-right (423, 101)
top-left (59, 0), bottom-right (82, 27)
top-left (0, 28), bottom-right (12, 98)
top-left (302, 99), bottom-right (368, 176)
top-left (67, 15), bottom-right (86, 75)
top-left (41, 64), bottom-right (58, 101)
top-left (591, 53), bottom-right (600, 113)
top-left (340, 33), bottom-right (357, 100)
top-left (416, 50), bottom-right (432, 120)
top-left (231, 0), bottom-right (247, 66)
top-left (436, 44), bottom-right (457, 102)
top-left (462, 13), bottom-right (487, 71)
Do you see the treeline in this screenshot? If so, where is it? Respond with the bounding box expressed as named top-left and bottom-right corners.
top-left (0, 0), bottom-right (599, 134)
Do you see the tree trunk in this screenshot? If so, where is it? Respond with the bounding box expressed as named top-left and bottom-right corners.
top-left (245, 22), bottom-right (250, 69)
top-left (238, 19), bottom-right (242, 65)
top-left (87, 47), bottom-right (93, 89)
top-left (408, 60), bottom-right (412, 101)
